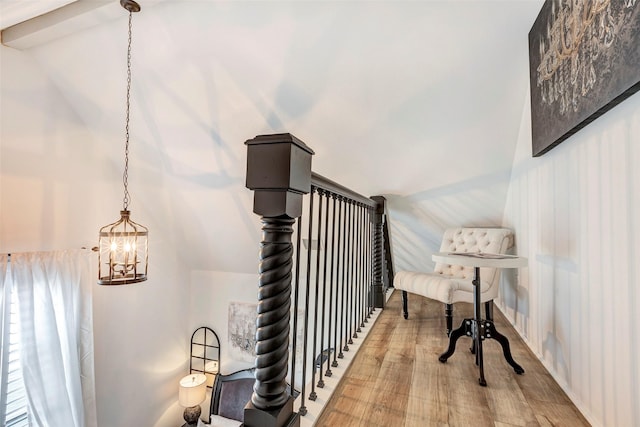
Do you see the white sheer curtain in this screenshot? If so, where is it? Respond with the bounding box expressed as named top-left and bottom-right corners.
top-left (0, 255), bottom-right (10, 424)
top-left (6, 250), bottom-right (97, 427)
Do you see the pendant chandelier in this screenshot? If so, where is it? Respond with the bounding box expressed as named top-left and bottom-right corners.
top-left (98, 0), bottom-right (148, 285)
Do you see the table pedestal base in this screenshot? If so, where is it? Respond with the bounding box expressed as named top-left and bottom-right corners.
top-left (428, 257), bottom-right (528, 387)
top-left (438, 317), bottom-right (524, 386)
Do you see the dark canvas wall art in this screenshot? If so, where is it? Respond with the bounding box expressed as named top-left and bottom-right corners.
top-left (528, 0), bottom-right (640, 157)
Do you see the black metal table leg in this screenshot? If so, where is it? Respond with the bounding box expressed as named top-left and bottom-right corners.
top-left (483, 320), bottom-right (524, 374)
top-left (472, 267), bottom-right (487, 386)
top-left (439, 319), bottom-right (472, 362)
top-left (439, 318), bottom-right (525, 382)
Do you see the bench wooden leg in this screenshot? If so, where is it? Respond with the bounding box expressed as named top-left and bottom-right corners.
top-left (485, 300), bottom-right (494, 321)
top-left (445, 303), bottom-right (453, 336)
top-left (402, 291), bottom-right (408, 319)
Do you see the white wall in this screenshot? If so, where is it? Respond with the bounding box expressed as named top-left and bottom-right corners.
top-left (498, 90), bottom-right (640, 426)
top-left (190, 270), bottom-right (257, 374)
top-left (187, 270), bottom-right (257, 417)
top-left (0, 45), bottom-right (189, 427)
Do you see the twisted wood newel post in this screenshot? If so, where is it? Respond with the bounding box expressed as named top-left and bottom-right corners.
top-left (244, 133), bottom-right (314, 427)
top-left (371, 196), bottom-right (386, 308)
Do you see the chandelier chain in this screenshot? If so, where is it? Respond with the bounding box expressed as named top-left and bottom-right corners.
top-left (123, 10), bottom-right (133, 210)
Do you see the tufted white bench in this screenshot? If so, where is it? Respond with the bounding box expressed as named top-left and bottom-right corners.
top-left (394, 227), bottom-right (513, 334)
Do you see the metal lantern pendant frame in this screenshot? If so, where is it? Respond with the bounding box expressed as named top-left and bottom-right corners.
top-left (98, 210), bottom-right (148, 285)
top-left (98, 0), bottom-right (148, 285)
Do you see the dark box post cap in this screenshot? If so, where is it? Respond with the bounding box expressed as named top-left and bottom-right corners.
top-left (245, 133), bottom-right (314, 154)
top-left (245, 133), bottom-right (314, 218)
top-left (371, 195), bottom-right (386, 222)
top-left (371, 195), bottom-right (386, 214)
top-left (245, 133), bottom-right (314, 194)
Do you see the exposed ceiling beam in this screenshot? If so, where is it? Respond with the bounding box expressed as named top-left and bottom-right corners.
top-left (1, 0), bottom-right (115, 50)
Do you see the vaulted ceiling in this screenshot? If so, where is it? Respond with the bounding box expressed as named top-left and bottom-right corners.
top-left (1, 0), bottom-right (544, 273)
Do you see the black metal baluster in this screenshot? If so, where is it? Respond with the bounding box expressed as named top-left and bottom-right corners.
top-left (360, 204), bottom-right (367, 328)
top-left (348, 201), bottom-right (355, 345)
top-left (335, 197), bottom-right (345, 362)
top-left (343, 201), bottom-right (352, 352)
top-left (353, 202), bottom-right (362, 338)
top-left (317, 190), bottom-right (331, 388)
top-left (362, 207), bottom-right (367, 319)
top-left (299, 187), bottom-right (315, 416)
top-left (365, 206), bottom-right (370, 321)
top-left (359, 205), bottom-right (365, 324)
top-left (367, 206), bottom-right (373, 318)
top-left (290, 218), bottom-right (302, 400)
top-left (343, 200), bottom-right (353, 351)
top-left (326, 194), bottom-right (337, 375)
top-left (309, 189), bottom-right (324, 402)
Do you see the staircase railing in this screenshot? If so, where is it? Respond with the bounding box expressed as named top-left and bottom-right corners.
top-left (244, 133), bottom-right (391, 427)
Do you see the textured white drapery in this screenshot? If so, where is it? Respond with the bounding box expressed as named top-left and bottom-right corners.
top-left (0, 255), bottom-right (11, 425)
top-left (1, 250), bottom-right (97, 427)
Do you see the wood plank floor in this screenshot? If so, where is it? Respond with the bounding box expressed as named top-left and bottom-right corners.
top-left (315, 290), bottom-right (590, 427)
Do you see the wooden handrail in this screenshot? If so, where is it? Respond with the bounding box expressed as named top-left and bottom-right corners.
top-left (311, 172), bottom-right (376, 208)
